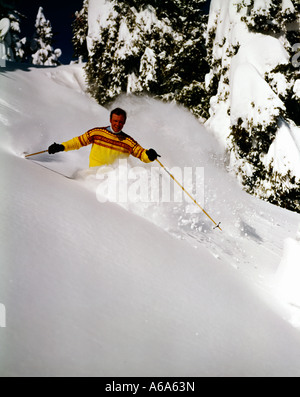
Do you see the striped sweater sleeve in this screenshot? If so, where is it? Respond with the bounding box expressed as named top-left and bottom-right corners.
top-left (131, 142), bottom-right (151, 163)
top-left (62, 131), bottom-right (93, 152)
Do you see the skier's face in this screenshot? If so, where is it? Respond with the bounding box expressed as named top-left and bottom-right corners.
top-left (110, 114), bottom-right (126, 133)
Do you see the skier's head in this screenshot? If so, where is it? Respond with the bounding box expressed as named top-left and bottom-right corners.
top-left (110, 108), bottom-right (127, 133)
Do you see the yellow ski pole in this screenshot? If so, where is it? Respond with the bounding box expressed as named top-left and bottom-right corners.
top-left (25, 150), bottom-right (48, 158)
top-left (156, 159), bottom-right (222, 231)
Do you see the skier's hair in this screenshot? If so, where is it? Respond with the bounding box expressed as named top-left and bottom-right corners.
top-left (110, 108), bottom-right (127, 122)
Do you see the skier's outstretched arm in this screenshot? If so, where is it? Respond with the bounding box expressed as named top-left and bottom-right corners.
top-left (48, 143), bottom-right (65, 154)
top-left (48, 131), bottom-right (93, 154)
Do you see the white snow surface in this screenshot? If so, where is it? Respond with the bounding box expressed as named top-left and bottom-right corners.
top-left (1, 63), bottom-right (300, 376)
top-left (276, 231), bottom-right (300, 312)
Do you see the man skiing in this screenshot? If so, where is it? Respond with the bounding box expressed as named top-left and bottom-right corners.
top-left (48, 108), bottom-right (160, 167)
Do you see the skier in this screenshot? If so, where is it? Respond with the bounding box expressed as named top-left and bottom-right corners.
top-left (48, 108), bottom-right (160, 167)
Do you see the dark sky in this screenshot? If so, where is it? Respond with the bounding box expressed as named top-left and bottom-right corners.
top-left (16, 0), bottom-right (211, 65)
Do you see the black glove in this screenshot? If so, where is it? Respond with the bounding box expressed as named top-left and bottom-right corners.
top-left (48, 143), bottom-right (65, 155)
top-left (146, 149), bottom-right (161, 162)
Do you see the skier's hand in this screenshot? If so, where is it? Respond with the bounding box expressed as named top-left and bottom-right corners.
top-left (48, 143), bottom-right (65, 155)
top-left (146, 149), bottom-right (161, 162)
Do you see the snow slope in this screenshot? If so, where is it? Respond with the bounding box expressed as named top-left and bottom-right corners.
top-left (1, 63), bottom-right (300, 376)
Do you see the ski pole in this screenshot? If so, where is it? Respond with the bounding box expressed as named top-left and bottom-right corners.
top-left (156, 159), bottom-right (222, 231)
top-left (25, 150), bottom-right (48, 158)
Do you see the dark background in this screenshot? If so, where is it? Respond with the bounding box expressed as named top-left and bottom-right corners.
top-left (17, 0), bottom-right (84, 64)
top-left (15, 0), bottom-right (211, 64)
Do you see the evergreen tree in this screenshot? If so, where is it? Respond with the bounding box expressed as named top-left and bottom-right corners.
top-left (72, 0), bottom-right (89, 61)
top-left (0, 0), bottom-right (27, 61)
top-left (206, 0), bottom-right (300, 213)
top-left (31, 7), bottom-right (61, 66)
top-left (82, 0), bottom-right (209, 119)
top-left (242, 0), bottom-right (300, 126)
top-left (171, 0), bottom-right (210, 119)
top-left (229, 0), bottom-right (300, 213)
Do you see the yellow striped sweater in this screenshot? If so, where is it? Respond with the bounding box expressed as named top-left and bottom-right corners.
top-left (62, 127), bottom-right (151, 168)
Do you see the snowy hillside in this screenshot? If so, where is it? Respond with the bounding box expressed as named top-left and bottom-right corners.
top-left (1, 63), bottom-right (300, 376)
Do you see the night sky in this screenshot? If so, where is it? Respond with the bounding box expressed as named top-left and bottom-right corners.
top-left (16, 0), bottom-right (211, 65)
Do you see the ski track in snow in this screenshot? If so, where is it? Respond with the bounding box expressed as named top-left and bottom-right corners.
top-left (1, 63), bottom-right (300, 376)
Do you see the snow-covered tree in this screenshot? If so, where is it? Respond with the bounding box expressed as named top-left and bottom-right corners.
top-left (0, 0), bottom-right (27, 61)
top-left (82, 0), bottom-right (208, 119)
top-left (242, 0), bottom-right (300, 126)
top-left (205, 0), bottom-right (300, 213)
top-left (31, 7), bottom-right (61, 66)
top-left (72, 0), bottom-right (89, 61)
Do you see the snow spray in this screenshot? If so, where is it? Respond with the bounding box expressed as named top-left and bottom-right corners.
top-left (156, 159), bottom-right (222, 231)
